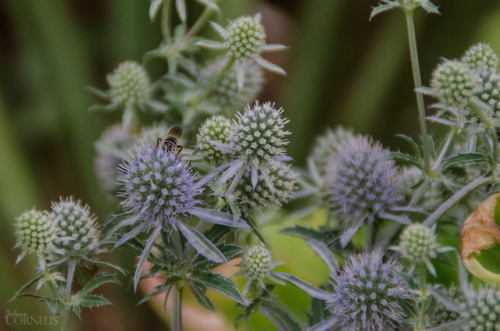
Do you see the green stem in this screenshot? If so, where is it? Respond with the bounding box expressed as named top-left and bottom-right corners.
top-left (365, 220), bottom-right (374, 252)
top-left (404, 9), bottom-right (431, 171)
top-left (183, 7), bottom-right (215, 41)
top-left (60, 306), bottom-right (71, 331)
top-left (65, 259), bottom-right (77, 301)
top-left (171, 284), bottom-right (183, 331)
top-left (423, 175), bottom-right (493, 226)
top-left (161, 0), bottom-right (172, 43)
top-left (419, 265), bottom-right (428, 298)
top-left (200, 57), bottom-right (236, 101)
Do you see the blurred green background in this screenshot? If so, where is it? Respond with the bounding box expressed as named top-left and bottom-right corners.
top-left (2, 0), bottom-right (500, 330)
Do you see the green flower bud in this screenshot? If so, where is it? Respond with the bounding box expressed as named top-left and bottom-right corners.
top-left (462, 286), bottom-right (500, 331)
top-left (14, 209), bottom-right (55, 260)
top-left (241, 245), bottom-right (273, 283)
top-left (107, 61), bottom-right (151, 107)
top-left (225, 15), bottom-right (266, 61)
top-left (462, 43), bottom-right (498, 73)
top-left (431, 60), bottom-right (481, 108)
top-left (398, 224), bottom-right (439, 264)
top-left (196, 115), bottom-right (232, 164)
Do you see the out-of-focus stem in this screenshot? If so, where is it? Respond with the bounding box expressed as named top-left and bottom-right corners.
top-left (405, 9), bottom-right (431, 171)
top-left (171, 286), bottom-right (182, 331)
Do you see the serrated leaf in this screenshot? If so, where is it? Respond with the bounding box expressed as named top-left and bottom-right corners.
top-left (190, 271), bottom-right (245, 304)
top-left (259, 305), bottom-right (302, 331)
top-left (369, 3), bottom-right (398, 20)
top-left (272, 272), bottom-right (330, 300)
top-left (395, 134), bottom-right (421, 158)
top-left (389, 151), bottom-right (423, 168)
top-left (188, 281), bottom-right (215, 311)
top-left (79, 274), bottom-right (118, 296)
top-left (177, 222), bottom-right (226, 264)
top-left (442, 153), bottom-right (488, 169)
top-left (189, 207), bottom-right (249, 228)
top-left (138, 285), bottom-right (165, 305)
top-left (77, 294), bottom-right (111, 307)
top-left (426, 286), bottom-right (461, 313)
top-left (11, 274), bottom-right (44, 301)
top-left (304, 239), bottom-right (338, 274)
top-left (72, 304), bottom-right (81, 318)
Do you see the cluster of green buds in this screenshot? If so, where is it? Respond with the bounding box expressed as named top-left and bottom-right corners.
top-left (239, 245), bottom-right (280, 298)
top-left (14, 209), bottom-right (55, 263)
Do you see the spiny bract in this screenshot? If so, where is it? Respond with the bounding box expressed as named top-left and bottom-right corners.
top-left (329, 251), bottom-right (408, 331)
top-left (230, 101), bottom-right (290, 166)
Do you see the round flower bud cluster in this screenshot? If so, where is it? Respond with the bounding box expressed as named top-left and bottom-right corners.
top-left (474, 71), bottom-right (500, 114)
top-left (309, 126), bottom-right (357, 176)
top-left (396, 224), bottom-right (439, 263)
top-left (199, 58), bottom-right (263, 114)
top-left (326, 136), bottom-right (401, 223)
top-left (14, 209), bottom-right (55, 259)
top-left (241, 245), bottom-right (273, 284)
top-left (462, 43), bottom-right (498, 73)
top-left (107, 61), bottom-right (151, 107)
top-left (431, 60), bottom-right (481, 108)
top-left (238, 160), bottom-right (297, 211)
top-left (430, 286), bottom-right (464, 326)
top-left (462, 286), bottom-right (500, 331)
top-left (225, 15), bottom-right (266, 61)
top-left (50, 198), bottom-right (100, 258)
top-left (196, 116), bottom-right (232, 164)
top-left (94, 124), bottom-right (133, 194)
top-left (119, 147), bottom-right (198, 228)
top-left (329, 252), bottom-right (407, 330)
top-left (231, 101), bottom-right (290, 165)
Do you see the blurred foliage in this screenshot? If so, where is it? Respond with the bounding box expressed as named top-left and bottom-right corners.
top-left (2, 0), bottom-right (500, 330)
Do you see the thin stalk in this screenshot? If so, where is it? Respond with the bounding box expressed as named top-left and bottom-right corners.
top-left (65, 259), bottom-right (77, 301)
top-left (171, 286), bottom-right (183, 331)
top-left (365, 220), bottom-right (374, 252)
top-left (423, 175), bottom-right (492, 226)
top-left (60, 307), bottom-right (71, 331)
top-left (161, 0), bottom-right (172, 43)
top-left (420, 265), bottom-right (428, 298)
top-left (432, 130), bottom-right (454, 172)
top-left (183, 7), bottom-right (215, 41)
top-left (404, 9), bottom-right (431, 171)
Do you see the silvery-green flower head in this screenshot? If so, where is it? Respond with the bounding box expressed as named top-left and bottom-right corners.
top-left (50, 198), bottom-right (100, 260)
top-left (431, 60), bottom-right (481, 108)
top-left (238, 160), bottom-right (297, 212)
top-left (14, 209), bottom-right (55, 262)
top-left (329, 251), bottom-right (408, 331)
top-left (462, 43), bottom-right (498, 73)
top-left (94, 124), bottom-right (133, 195)
top-left (326, 136), bottom-right (402, 246)
top-left (392, 223), bottom-right (451, 275)
top-left (199, 57), bottom-right (264, 114)
top-left (107, 61), bottom-right (151, 108)
top-left (462, 285), bottom-right (500, 331)
top-left (196, 14), bottom-right (287, 90)
top-left (197, 115), bottom-right (232, 164)
top-left (241, 245), bottom-right (274, 283)
top-left (231, 101), bottom-right (290, 166)
top-left (118, 147), bottom-right (199, 229)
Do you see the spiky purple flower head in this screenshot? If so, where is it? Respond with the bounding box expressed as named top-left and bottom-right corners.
top-left (119, 147), bottom-right (199, 228)
top-left (326, 136), bottom-right (401, 225)
top-left (329, 251), bottom-right (408, 331)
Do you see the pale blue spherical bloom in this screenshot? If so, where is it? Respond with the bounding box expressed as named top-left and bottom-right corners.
top-left (327, 136), bottom-right (401, 225)
top-left (119, 147), bottom-right (199, 228)
top-left (329, 251), bottom-right (408, 330)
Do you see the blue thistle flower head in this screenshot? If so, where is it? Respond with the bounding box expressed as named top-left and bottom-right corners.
top-left (329, 251), bottom-right (408, 330)
top-left (231, 101), bottom-right (290, 166)
top-left (326, 135), bottom-right (402, 225)
top-left (119, 147), bottom-right (199, 228)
